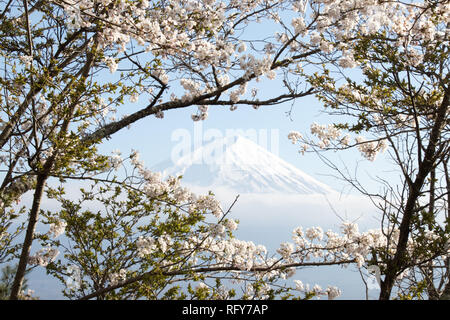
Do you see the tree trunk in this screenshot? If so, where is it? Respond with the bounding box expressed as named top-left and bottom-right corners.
top-left (379, 91), bottom-right (449, 300)
top-left (9, 174), bottom-right (48, 300)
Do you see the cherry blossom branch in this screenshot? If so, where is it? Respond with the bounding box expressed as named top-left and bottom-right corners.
top-left (83, 49), bottom-right (320, 144)
top-left (78, 259), bottom-right (355, 300)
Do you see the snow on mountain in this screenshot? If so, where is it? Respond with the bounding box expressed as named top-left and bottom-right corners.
top-left (152, 136), bottom-right (334, 195)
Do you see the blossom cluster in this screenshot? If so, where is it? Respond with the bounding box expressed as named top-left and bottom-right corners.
top-left (20, 289), bottom-right (36, 300)
top-left (239, 54), bottom-right (275, 80)
top-left (310, 123), bottom-right (349, 149)
top-left (48, 219), bottom-right (67, 238)
top-left (136, 236), bottom-right (158, 258)
top-left (28, 246), bottom-right (60, 267)
top-left (136, 233), bottom-right (175, 258)
top-left (355, 136), bottom-right (388, 161)
top-left (293, 280), bottom-right (342, 300)
top-left (288, 124), bottom-right (389, 161)
top-left (109, 269), bottom-right (127, 286)
top-left (19, 55), bottom-right (33, 69)
top-left (301, 0), bottom-right (450, 69)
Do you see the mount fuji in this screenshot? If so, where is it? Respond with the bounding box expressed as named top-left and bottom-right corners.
top-left (153, 136), bottom-right (334, 195)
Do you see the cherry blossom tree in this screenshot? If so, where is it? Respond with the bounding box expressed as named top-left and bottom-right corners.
top-left (289, 0), bottom-right (450, 299)
top-left (0, 0), bottom-right (448, 300)
top-left (0, 0), bottom-right (345, 300)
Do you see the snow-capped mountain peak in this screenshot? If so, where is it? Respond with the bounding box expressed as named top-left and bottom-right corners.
top-left (153, 136), bottom-right (334, 195)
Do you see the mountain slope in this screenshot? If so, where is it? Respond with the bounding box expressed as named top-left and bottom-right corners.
top-left (153, 136), bottom-right (334, 195)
